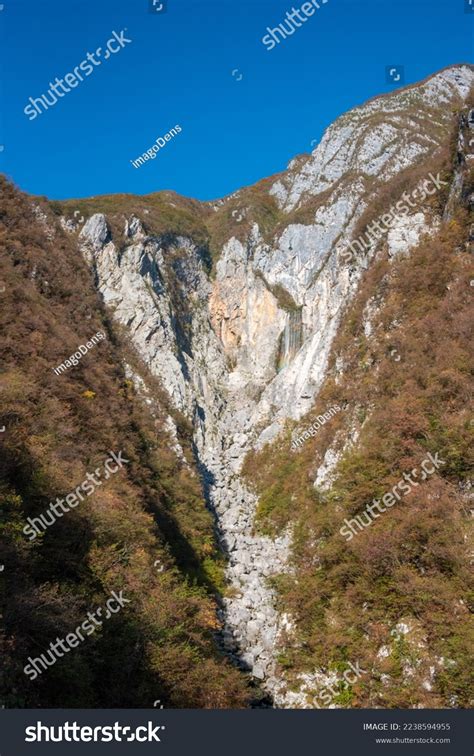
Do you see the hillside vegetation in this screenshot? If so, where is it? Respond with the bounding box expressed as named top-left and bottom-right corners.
top-left (0, 178), bottom-right (250, 708)
top-left (244, 197), bottom-right (474, 708)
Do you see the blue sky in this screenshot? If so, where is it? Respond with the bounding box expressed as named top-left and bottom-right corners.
top-left (0, 0), bottom-right (472, 201)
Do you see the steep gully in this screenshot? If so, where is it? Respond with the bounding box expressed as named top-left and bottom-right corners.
top-left (75, 207), bottom-right (421, 708)
top-left (72, 65), bottom-right (473, 707)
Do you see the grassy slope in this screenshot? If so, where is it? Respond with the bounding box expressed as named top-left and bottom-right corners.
top-left (0, 177), bottom-right (250, 708)
top-left (243, 191), bottom-right (474, 707)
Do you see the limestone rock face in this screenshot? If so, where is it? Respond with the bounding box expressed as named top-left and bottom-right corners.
top-left (270, 65), bottom-right (473, 214)
top-left (80, 213), bottom-right (110, 255)
top-left (124, 214), bottom-right (146, 240)
top-left (75, 65), bottom-right (474, 706)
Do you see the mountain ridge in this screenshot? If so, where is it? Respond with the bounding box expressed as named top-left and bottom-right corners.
top-left (1, 62), bottom-right (473, 708)
top-left (46, 63), bottom-right (474, 209)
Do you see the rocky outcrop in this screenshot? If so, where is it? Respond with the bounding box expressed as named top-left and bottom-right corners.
top-left (75, 65), bottom-right (473, 706)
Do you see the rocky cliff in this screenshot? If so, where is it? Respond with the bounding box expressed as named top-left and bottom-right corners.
top-left (50, 64), bottom-right (474, 707)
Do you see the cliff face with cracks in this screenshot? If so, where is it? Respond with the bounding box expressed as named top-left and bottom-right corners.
top-left (58, 64), bottom-right (473, 705)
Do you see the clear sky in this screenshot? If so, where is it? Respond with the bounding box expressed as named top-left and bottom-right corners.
top-left (0, 0), bottom-right (472, 202)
